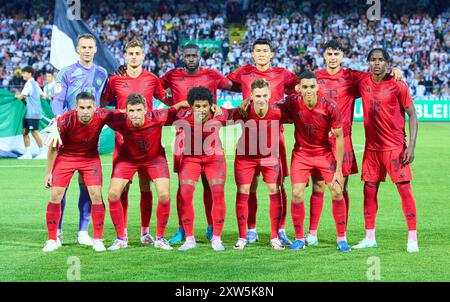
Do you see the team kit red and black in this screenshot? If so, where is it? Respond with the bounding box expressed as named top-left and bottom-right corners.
top-left (42, 41), bottom-right (418, 254)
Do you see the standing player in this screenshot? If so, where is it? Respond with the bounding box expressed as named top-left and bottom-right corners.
top-left (227, 38), bottom-right (299, 245)
top-left (175, 87), bottom-right (233, 251)
top-left (52, 33), bottom-right (108, 246)
top-left (101, 39), bottom-right (172, 245)
top-left (42, 92), bottom-right (110, 252)
top-left (280, 71), bottom-right (350, 252)
top-left (352, 48), bottom-right (419, 252)
top-left (15, 66), bottom-right (46, 159)
top-left (232, 79), bottom-right (287, 250)
top-left (161, 43), bottom-right (240, 244)
top-left (106, 94), bottom-right (188, 251)
top-left (305, 39), bottom-right (404, 246)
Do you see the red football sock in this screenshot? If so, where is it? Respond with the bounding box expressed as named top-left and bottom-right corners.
top-left (46, 202), bottom-right (61, 240)
top-left (120, 190), bottom-right (129, 229)
top-left (176, 186), bottom-right (183, 228)
top-left (247, 192), bottom-right (258, 229)
top-left (140, 191), bottom-right (153, 235)
top-left (156, 199), bottom-right (171, 239)
top-left (291, 201), bottom-right (305, 240)
top-left (396, 182), bottom-right (417, 231)
top-left (180, 184), bottom-right (195, 237)
top-left (269, 193), bottom-right (282, 239)
top-left (91, 203), bottom-right (105, 240)
top-left (280, 187), bottom-right (288, 229)
top-left (332, 198), bottom-right (347, 238)
top-left (309, 192), bottom-right (324, 234)
top-left (108, 198), bottom-right (125, 239)
top-left (363, 183), bottom-right (379, 230)
top-left (236, 192), bottom-right (249, 239)
top-left (211, 185), bottom-right (226, 237)
top-left (343, 191), bottom-right (350, 225)
top-left (203, 184), bottom-right (214, 227)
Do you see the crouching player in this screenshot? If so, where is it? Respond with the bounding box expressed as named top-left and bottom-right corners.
top-left (232, 79), bottom-right (288, 250)
top-left (175, 87), bottom-right (233, 251)
top-left (42, 92), bottom-right (111, 252)
top-left (279, 71), bottom-right (350, 252)
top-left (106, 94), bottom-right (189, 251)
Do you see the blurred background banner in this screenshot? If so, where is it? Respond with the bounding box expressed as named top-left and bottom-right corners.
top-left (0, 89), bottom-right (114, 157)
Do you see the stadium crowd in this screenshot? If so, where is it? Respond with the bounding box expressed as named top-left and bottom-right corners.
top-left (1, 0), bottom-right (449, 99)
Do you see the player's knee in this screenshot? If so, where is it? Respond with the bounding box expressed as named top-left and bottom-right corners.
top-left (89, 190), bottom-right (102, 204)
top-left (50, 190), bottom-right (64, 203)
top-left (238, 185), bottom-right (251, 194)
top-left (108, 189), bottom-right (121, 201)
top-left (292, 188), bottom-right (304, 202)
top-left (158, 193), bottom-right (170, 202)
top-left (331, 190), bottom-right (343, 200)
top-left (312, 182), bottom-right (326, 193)
top-left (267, 185), bottom-right (279, 195)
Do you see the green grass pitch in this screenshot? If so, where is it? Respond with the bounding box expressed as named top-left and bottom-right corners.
top-left (0, 122), bottom-right (449, 281)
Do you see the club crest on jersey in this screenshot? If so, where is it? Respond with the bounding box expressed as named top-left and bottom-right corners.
top-left (250, 73), bottom-right (256, 78)
top-left (95, 77), bottom-right (103, 86)
top-left (365, 87), bottom-right (372, 93)
top-left (122, 83), bottom-right (129, 89)
top-left (319, 80), bottom-right (326, 85)
top-left (338, 77), bottom-right (346, 84)
top-left (55, 83), bottom-right (62, 93)
top-left (179, 77), bottom-right (185, 81)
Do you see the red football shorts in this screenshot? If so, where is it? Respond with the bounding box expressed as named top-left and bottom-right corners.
top-left (290, 150), bottom-right (337, 184)
top-left (361, 148), bottom-right (413, 183)
top-left (52, 156), bottom-right (103, 188)
top-left (113, 132), bottom-right (150, 181)
top-left (330, 134), bottom-right (358, 176)
top-left (252, 125), bottom-right (289, 180)
top-left (112, 155), bottom-right (170, 181)
top-left (234, 156), bottom-right (282, 186)
top-left (178, 155), bottom-right (226, 182)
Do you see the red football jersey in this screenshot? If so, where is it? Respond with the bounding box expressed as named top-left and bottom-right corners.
top-left (101, 70), bottom-right (166, 111)
top-left (315, 68), bottom-right (367, 136)
top-left (57, 108), bottom-right (112, 158)
top-left (107, 108), bottom-right (177, 162)
top-left (232, 102), bottom-right (289, 158)
top-left (280, 95), bottom-right (342, 156)
top-left (227, 65), bottom-right (299, 103)
top-left (358, 74), bottom-right (413, 151)
top-left (161, 67), bottom-right (229, 104)
top-left (173, 108), bottom-right (233, 156)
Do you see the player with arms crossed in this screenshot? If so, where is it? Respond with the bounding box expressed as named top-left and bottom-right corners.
top-left (353, 48), bottom-right (419, 252)
top-left (52, 33), bottom-right (108, 246)
top-left (232, 79), bottom-right (289, 250)
top-left (227, 38), bottom-right (299, 245)
top-left (304, 39), bottom-right (404, 246)
top-left (101, 39), bottom-right (172, 245)
top-left (175, 87), bottom-right (234, 251)
top-left (42, 92), bottom-right (111, 252)
top-left (160, 43), bottom-right (240, 244)
top-left (280, 71), bottom-right (350, 252)
top-left (106, 94), bottom-right (188, 251)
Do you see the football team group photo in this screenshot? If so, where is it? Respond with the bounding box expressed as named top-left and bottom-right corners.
top-left (0, 0), bottom-right (449, 282)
